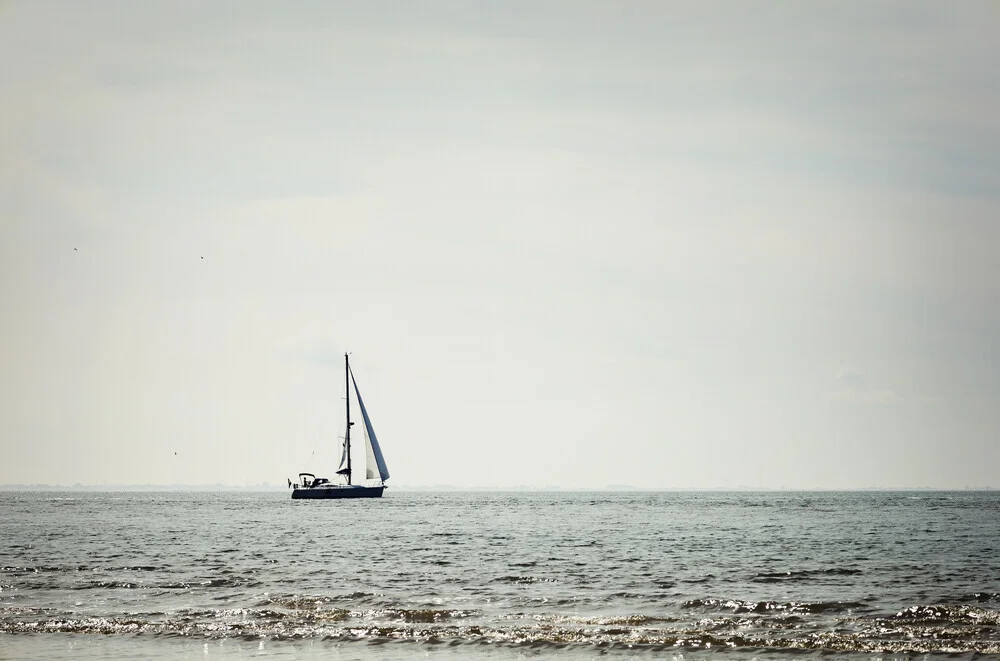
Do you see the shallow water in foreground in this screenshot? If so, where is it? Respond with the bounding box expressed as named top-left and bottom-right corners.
top-left (2, 490), bottom-right (999, 659)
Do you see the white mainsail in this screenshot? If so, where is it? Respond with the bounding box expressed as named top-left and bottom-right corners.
top-left (350, 370), bottom-right (390, 483)
top-left (335, 437), bottom-right (350, 475)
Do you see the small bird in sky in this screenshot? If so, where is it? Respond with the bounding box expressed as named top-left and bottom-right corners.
top-left (73, 248), bottom-right (77, 251)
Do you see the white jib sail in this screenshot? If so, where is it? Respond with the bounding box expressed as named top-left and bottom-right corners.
top-left (350, 370), bottom-right (390, 482)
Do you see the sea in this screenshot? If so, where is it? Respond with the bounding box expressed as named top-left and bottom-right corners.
top-left (1, 490), bottom-right (998, 660)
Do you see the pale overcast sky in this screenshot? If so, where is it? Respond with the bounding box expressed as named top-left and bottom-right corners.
top-left (1, 1), bottom-right (997, 489)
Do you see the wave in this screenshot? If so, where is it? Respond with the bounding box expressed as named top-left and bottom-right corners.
top-left (63, 576), bottom-right (260, 591)
top-left (257, 595), bottom-right (339, 610)
top-left (0, 565), bottom-right (73, 574)
top-left (522, 613), bottom-right (679, 626)
top-left (938, 591), bottom-right (1000, 604)
top-left (70, 580), bottom-right (143, 590)
top-left (492, 575), bottom-right (556, 584)
top-left (377, 608), bottom-right (479, 623)
top-left (885, 604), bottom-right (1000, 625)
top-left (683, 597), bottom-right (870, 614)
top-left (751, 568), bottom-right (863, 583)
top-left (2, 610), bottom-right (998, 655)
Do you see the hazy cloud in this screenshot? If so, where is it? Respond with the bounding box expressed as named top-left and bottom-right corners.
top-left (1, 1), bottom-right (997, 489)
top-left (829, 367), bottom-right (902, 407)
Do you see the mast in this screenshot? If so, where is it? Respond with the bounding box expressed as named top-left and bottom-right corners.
top-left (345, 352), bottom-right (352, 485)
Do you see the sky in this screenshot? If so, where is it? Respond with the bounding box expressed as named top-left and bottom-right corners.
top-left (1, 1), bottom-right (998, 490)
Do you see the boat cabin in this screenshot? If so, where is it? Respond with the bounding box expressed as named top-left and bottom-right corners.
top-left (294, 473), bottom-right (330, 489)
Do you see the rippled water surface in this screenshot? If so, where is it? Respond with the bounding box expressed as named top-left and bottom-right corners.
top-left (2, 490), bottom-right (999, 659)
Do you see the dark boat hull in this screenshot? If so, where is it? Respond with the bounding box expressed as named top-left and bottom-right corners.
top-left (291, 485), bottom-right (384, 499)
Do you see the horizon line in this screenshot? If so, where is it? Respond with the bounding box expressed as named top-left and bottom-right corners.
top-left (0, 484), bottom-right (995, 492)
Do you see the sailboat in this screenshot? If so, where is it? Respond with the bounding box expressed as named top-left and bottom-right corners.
top-left (289, 353), bottom-right (390, 499)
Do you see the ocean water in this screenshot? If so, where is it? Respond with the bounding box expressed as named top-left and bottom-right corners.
top-left (1, 490), bottom-right (998, 660)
